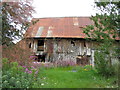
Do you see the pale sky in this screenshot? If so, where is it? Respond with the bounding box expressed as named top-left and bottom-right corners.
top-left (32, 0), bottom-right (98, 18)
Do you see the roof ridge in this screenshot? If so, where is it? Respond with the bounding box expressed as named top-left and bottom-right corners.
top-left (33, 16), bottom-right (91, 19)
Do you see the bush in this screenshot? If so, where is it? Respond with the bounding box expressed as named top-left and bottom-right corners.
top-left (95, 51), bottom-right (115, 77)
top-left (2, 44), bottom-right (32, 66)
top-left (112, 62), bottom-right (120, 76)
top-left (2, 58), bottom-right (41, 88)
top-left (83, 65), bottom-right (92, 70)
top-left (94, 41), bottom-right (119, 78)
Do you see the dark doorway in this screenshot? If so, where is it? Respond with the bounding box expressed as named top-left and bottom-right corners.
top-left (76, 55), bottom-right (82, 65)
top-left (76, 55), bottom-right (89, 65)
top-left (37, 54), bottom-right (45, 62)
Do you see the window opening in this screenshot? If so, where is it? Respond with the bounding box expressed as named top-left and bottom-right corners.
top-left (29, 43), bottom-right (31, 48)
top-left (71, 41), bottom-right (75, 46)
top-left (37, 55), bottom-right (45, 62)
top-left (37, 40), bottom-right (44, 51)
top-left (84, 42), bottom-right (86, 47)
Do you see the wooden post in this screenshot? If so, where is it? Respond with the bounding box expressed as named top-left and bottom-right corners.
top-left (91, 49), bottom-right (95, 67)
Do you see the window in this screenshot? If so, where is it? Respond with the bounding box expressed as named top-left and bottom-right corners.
top-left (29, 43), bottom-right (31, 48)
top-left (71, 41), bottom-right (75, 46)
top-left (84, 42), bottom-right (86, 47)
top-left (38, 40), bottom-right (44, 46)
top-left (37, 40), bottom-right (44, 51)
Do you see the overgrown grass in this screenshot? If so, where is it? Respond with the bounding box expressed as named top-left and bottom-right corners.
top-left (34, 66), bottom-right (118, 88)
top-left (2, 58), bottom-right (118, 88)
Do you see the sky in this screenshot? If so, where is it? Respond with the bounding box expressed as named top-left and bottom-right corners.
top-left (32, 0), bottom-right (98, 18)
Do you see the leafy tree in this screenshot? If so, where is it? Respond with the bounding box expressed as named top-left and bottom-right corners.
top-left (1, 1), bottom-right (35, 45)
top-left (84, 1), bottom-right (120, 40)
top-left (83, 1), bottom-right (120, 78)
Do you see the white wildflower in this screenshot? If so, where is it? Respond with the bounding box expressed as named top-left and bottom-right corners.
top-left (43, 77), bottom-right (46, 79)
top-left (41, 83), bottom-right (44, 86)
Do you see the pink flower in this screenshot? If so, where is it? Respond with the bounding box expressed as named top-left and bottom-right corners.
top-left (31, 66), bottom-right (35, 69)
top-left (25, 68), bottom-right (29, 71)
top-left (35, 70), bottom-right (38, 74)
top-left (28, 71), bottom-right (32, 73)
top-left (22, 66), bottom-right (26, 68)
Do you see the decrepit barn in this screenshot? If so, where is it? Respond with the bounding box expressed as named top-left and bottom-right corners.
top-left (19, 17), bottom-right (119, 66)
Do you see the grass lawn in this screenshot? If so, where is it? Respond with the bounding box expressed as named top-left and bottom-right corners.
top-left (34, 66), bottom-right (118, 88)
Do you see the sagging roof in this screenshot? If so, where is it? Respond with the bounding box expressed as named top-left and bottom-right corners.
top-left (25, 17), bottom-right (119, 40)
top-left (25, 17), bottom-right (93, 38)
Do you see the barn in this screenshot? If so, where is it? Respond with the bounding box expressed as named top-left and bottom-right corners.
top-left (20, 17), bottom-right (119, 66)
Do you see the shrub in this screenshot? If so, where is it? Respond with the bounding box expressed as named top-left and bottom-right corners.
top-left (95, 51), bottom-right (115, 77)
top-left (112, 62), bottom-right (120, 77)
top-left (94, 41), bottom-right (118, 78)
top-left (83, 65), bottom-right (92, 70)
top-left (2, 58), bottom-right (40, 88)
top-left (2, 44), bottom-right (32, 66)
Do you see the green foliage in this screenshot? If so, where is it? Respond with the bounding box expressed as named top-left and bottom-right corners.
top-left (112, 62), bottom-right (120, 76)
top-left (2, 58), bottom-right (9, 64)
top-left (34, 66), bottom-right (118, 88)
top-left (2, 59), bottom-right (118, 88)
top-left (95, 50), bottom-right (113, 77)
top-left (2, 58), bottom-right (40, 88)
top-left (93, 40), bottom-right (119, 79)
top-left (2, 58), bottom-right (10, 70)
top-left (11, 62), bottom-right (18, 68)
top-left (83, 1), bottom-right (120, 40)
top-left (83, 65), bottom-right (92, 71)
top-left (83, 1), bottom-right (120, 78)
